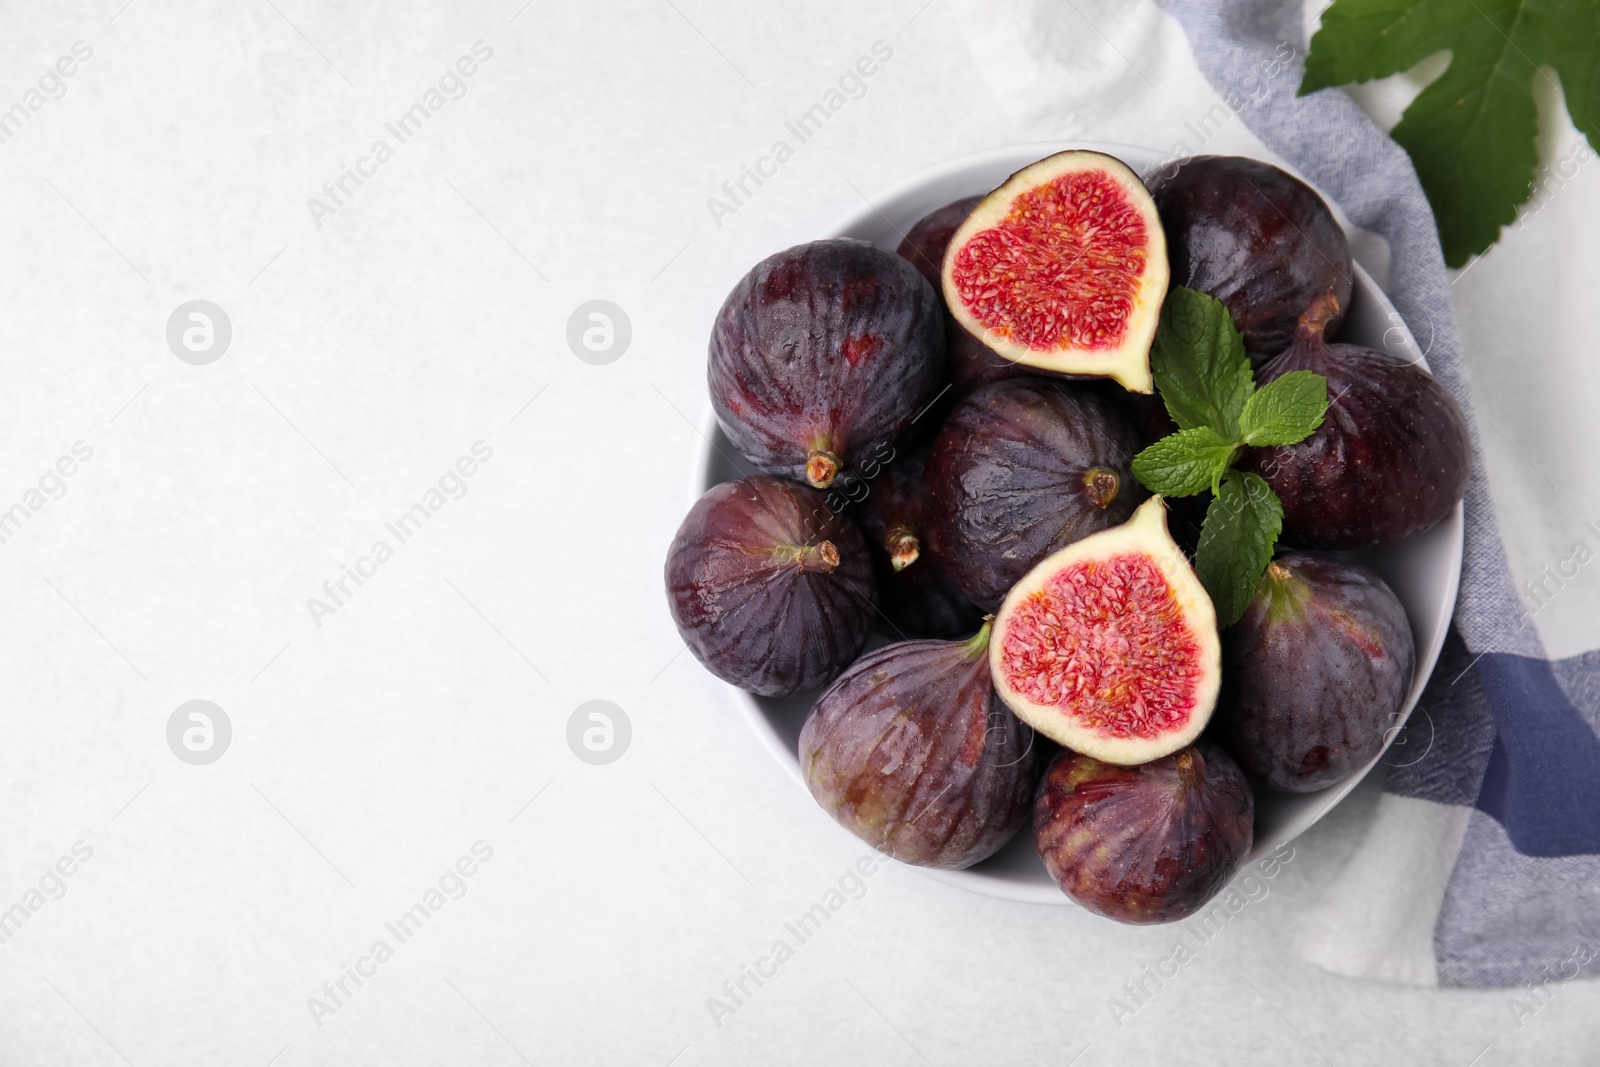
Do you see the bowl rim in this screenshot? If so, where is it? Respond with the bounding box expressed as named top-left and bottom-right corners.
top-left (694, 140), bottom-right (1465, 906)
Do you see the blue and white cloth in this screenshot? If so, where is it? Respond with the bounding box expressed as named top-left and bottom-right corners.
top-left (948, 0), bottom-right (1600, 988)
top-left (1155, 0), bottom-right (1600, 988)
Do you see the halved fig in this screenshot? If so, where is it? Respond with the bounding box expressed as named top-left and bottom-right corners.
top-left (990, 496), bottom-right (1221, 765)
top-left (1034, 742), bottom-right (1253, 923)
top-left (665, 476), bottom-right (875, 697)
top-left (941, 150), bottom-right (1168, 393)
top-left (1240, 290), bottom-right (1470, 548)
top-left (925, 378), bottom-right (1143, 611)
top-left (709, 239), bottom-right (945, 489)
top-left (800, 620), bottom-right (1036, 869)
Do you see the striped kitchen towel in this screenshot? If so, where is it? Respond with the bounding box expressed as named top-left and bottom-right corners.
top-left (1155, 0), bottom-right (1600, 989)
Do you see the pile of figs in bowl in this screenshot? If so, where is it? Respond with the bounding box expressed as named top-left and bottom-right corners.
top-left (668, 142), bottom-right (1466, 916)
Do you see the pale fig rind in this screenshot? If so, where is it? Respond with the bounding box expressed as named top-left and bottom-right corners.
top-left (800, 622), bottom-right (1037, 869)
top-left (1034, 743), bottom-right (1254, 924)
top-left (941, 150), bottom-right (1168, 393)
top-left (990, 496), bottom-right (1221, 765)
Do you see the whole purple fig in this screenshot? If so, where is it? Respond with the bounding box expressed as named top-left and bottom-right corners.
top-left (925, 378), bottom-right (1142, 610)
top-left (709, 239), bottom-right (945, 489)
top-left (1241, 291), bottom-right (1470, 548)
top-left (1217, 552), bottom-right (1415, 792)
top-left (666, 476), bottom-right (875, 697)
top-left (1034, 743), bottom-right (1253, 924)
top-left (1153, 154), bottom-right (1352, 365)
top-left (800, 621), bottom-right (1036, 869)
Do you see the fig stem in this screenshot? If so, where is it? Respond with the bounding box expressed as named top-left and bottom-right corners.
top-left (775, 540), bottom-right (840, 573)
top-left (1259, 557), bottom-right (1312, 623)
top-left (1083, 467), bottom-right (1121, 510)
top-left (805, 449), bottom-right (840, 489)
top-left (1175, 749), bottom-right (1199, 791)
top-left (1299, 289), bottom-right (1341, 337)
top-left (802, 540), bottom-right (840, 573)
top-left (962, 616), bottom-right (994, 657)
top-left (887, 529), bottom-right (921, 572)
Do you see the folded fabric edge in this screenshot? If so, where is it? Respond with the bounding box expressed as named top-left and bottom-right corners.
top-left (1300, 792), bottom-right (1473, 985)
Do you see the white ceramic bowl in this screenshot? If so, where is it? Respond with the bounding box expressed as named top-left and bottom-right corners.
top-left (699, 141), bottom-right (1464, 904)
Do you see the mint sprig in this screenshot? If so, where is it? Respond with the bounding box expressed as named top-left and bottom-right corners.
top-left (1134, 288), bottom-right (1329, 626)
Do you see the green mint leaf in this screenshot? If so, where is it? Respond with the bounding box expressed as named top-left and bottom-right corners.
top-left (1131, 427), bottom-right (1238, 498)
top-left (1149, 287), bottom-right (1254, 438)
top-left (1194, 470), bottom-right (1284, 627)
top-left (1238, 370), bottom-right (1329, 446)
top-left (1301, 0), bottom-right (1600, 268)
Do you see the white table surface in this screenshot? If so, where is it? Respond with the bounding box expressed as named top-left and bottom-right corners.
top-left (1, 1), bottom-right (1596, 1064)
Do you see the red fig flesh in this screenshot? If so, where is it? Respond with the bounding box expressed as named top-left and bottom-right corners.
top-left (991, 496), bottom-right (1221, 765)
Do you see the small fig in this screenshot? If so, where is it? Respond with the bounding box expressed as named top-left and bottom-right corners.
top-left (665, 476), bottom-right (875, 697)
top-left (925, 378), bottom-right (1142, 611)
top-left (800, 620), bottom-right (1037, 869)
top-left (1152, 154), bottom-right (1352, 365)
top-left (709, 239), bottom-right (945, 489)
top-left (852, 442), bottom-right (983, 639)
top-left (942, 150), bottom-right (1169, 392)
top-left (1034, 743), bottom-right (1254, 924)
top-left (1241, 291), bottom-right (1470, 548)
top-left (991, 496), bottom-right (1221, 765)
top-left (1217, 552), bottom-right (1416, 792)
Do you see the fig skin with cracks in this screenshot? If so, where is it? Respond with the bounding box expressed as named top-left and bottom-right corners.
top-left (990, 495), bottom-right (1222, 766)
top-left (665, 475), bottom-right (876, 697)
top-left (925, 377), bottom-right (1143, 611)
top-left (1241, 290), bottom-right (1471, 549)
top-left (941, 149), bottom-right (1169, 393)
top-left (709, 238), bottom-right (946, 490)
top-left (800, 619), bottom-right (1037, 869)
top-left (1217, 552), bottom-right (1416, 792)
top-left (1033, 742), bottom-right (1254, 923)
top-left (1152, 154), bottom-right (1353, 366)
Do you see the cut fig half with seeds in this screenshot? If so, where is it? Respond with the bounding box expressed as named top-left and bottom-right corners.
top-left (942, 150), bottom-right (1168, 393)
top-left (990, 495), bottom-right (1221, 765)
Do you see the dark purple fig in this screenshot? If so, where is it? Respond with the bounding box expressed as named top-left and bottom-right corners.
top-left (1240, 291), bottom-right (1470, 548)
top-left (1153, 155), bottom-right (1352, 365)
top-left (852, 441), bottom-right (983, 639)
top-left (896, 195), bottom-right (979, 290)
top-left (665, 476), bottom-right (875, 696)
top-left (1033, 743), bottom-right (1253, 924)
top-left (800, 621), bottom-right (1036, 868)
top-left (925, 378), bottom-right (1142, 610)
top-left (1217, 552), bottom-right (1415, 792)
top-left (709, 239), bottom-right (945, 489)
